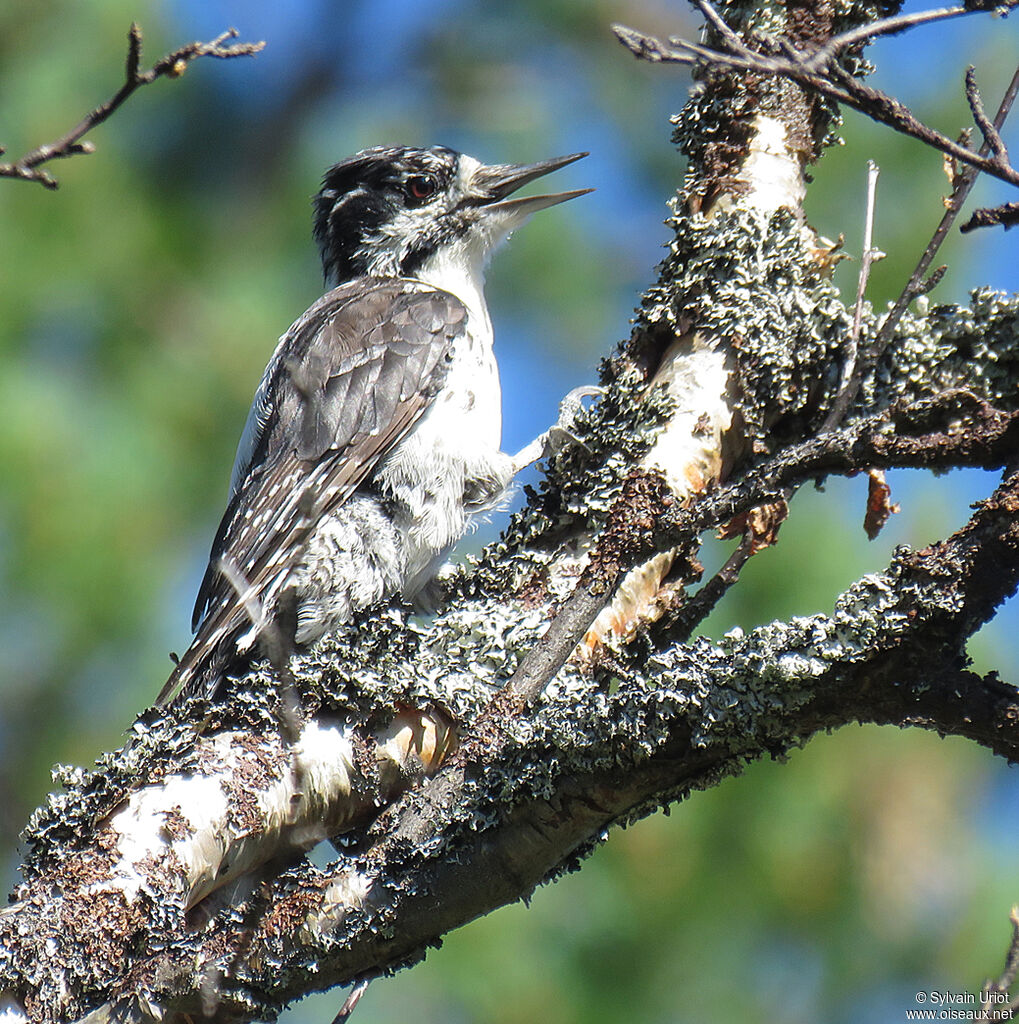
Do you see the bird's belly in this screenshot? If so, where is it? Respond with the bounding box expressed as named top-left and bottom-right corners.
top-left (382, 426), bottom-right (509, 591)
top-left (291, 337), bottom-right (509, 642)
top-left (376, 345), bottom-right (510, 596)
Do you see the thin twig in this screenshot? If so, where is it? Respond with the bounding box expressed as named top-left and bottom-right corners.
top-left (967, 66), bottom-right (1010, 163)
top-left (824, 161), bottom-right (883, 431)
top-left (0, 24), bottom-right (265, 190)
top-left (690, 0), bottom-right (748, 51)
top-left (332, 977), bottom-right (375, 1024)
top-left (976, 908), bottom-right (1019, 1022)
top-left (841, 64), bottom-right (1019, 419)
top-left (802, 5), bottom-right (995, 72)
top-left (962, 200), bottom-right (1019, 232)
top-left (662, 533), bottom-right (756, 644)
top-left (613, 1), bottom-right (1019, 189)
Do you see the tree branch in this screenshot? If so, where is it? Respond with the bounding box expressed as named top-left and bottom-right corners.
top-left (962, 199), bottom-right (1019, 232)
top-left (842, 62), bottom-right (1019, 419)
top-left (823, 159), bottom-right (883, 431)
top-left (0, 24), bottom-right (264, 190)
top-left (613, 2), bottom-right (1019, 188)
top-left (56, 463), bottom-right (1019, 1023)
top-left (501, 390), bottom-right (1019, 707)
top-left (977, 910), bottom-right (1019, 1021)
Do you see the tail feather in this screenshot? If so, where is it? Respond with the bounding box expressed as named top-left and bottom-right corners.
top-left (155, 601), bottom-right (251, 708)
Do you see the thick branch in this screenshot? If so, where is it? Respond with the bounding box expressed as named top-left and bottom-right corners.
top-left (97, 466), bottom-right (1019, 1022)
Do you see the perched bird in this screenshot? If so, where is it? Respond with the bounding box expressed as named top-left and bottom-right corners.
top-left (157, 145), bottom-right (590, 706)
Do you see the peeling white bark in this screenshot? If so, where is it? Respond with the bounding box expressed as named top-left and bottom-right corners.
top-left (105, 722), bottom-right (358, 910)
top-left (0, 708), bottom-right (456, 1024)
top-left (101, 710), bottom-right (455, 913)
top-left (582, 114), bottom-right (814, 652)
top-left (736, 114), bottom-right (807, 216)
top-left (643, 335), bottom-right (733, 495)
top-left (581, 336), bottom-right (732, 652)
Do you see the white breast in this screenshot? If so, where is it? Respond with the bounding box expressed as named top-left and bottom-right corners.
top-left (410, 234), bottom-right (503, 449)
top-left (371, 250), bottom-right (510, 596)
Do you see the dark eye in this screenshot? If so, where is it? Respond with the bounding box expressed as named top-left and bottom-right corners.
top-left (406, 174), bottom-right (438, 203)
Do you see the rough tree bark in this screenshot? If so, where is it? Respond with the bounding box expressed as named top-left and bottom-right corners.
top-left (3, 2), bottom-right (1019, 1022)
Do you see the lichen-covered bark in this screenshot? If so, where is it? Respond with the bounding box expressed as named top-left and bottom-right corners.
top-left (24, 453), bottom-right (1017, 1024)
top-left (4, 2), bottom-right (1019, 1022)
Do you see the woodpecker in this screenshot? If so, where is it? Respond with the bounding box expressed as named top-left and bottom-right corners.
top-left (156, 145), bottom-right (590, 706)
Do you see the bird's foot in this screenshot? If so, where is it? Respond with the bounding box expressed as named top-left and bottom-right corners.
top-left (510, 385), bottom-right (603, 472)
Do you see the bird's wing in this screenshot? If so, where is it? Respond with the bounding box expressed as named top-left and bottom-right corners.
top-left (157, 277), bottom-right (465, 706)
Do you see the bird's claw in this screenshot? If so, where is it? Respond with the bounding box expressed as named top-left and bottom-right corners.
top-left (510, 385), bottom-right (603, 471)
top-left (544, 384), bottom-right (602, 457)
top-left (558, 384), bottom-right (603, 427)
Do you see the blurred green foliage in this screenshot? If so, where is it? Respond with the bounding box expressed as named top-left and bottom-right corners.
top-left (1, 2), bottom-right (1018, 1022)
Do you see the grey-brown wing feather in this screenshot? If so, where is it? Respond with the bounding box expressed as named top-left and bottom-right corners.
top-left (157, 278), bottom-right (465, 706)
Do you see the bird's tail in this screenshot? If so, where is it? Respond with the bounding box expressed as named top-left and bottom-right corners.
top-left (154, 562), bottom-right (300, 709)
top-left (154, 598), bottom-right (253, 708)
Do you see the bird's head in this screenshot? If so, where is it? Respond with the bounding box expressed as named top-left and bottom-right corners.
top-left (313, 145), bottom-right (590, 288)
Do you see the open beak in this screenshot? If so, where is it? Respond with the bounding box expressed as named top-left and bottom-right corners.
top-left (471, 151), bottom-right (592, 216)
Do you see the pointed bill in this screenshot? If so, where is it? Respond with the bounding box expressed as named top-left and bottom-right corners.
top-left (484, 186), bottom-right (594, 216)
top-left (467, 151), bottom-right (592, 223)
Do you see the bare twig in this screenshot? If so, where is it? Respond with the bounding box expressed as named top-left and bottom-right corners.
top-left (854, 162), bottom-right (883, 352)
top-left (660, 532), bottom-right (756, 644)
top-left (962, 200), bottom-right (1019, 232)
top-left (824, 160), bottom-right (883, 431)
top-left (777, 162), bottom-right (881, 580)
top-left (613, 2), bottom-right (1019, 189)
top-left (844, 64), bottom-right (1019, 413)
top-left (690, 0), bottom-right (747, 51)
top-left (802, 5), bottom-right (1000, 72)
top-left (967, 65), bottom-right (1010, 163)
top-left (659, 492), bottom-right (790, 644)
top-left (976, 908), bottom-right (1019, 1022)
top-left (332, 977), bottom-right (375, 1024)
top-left (0, 24), bottom-right (264, 190)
